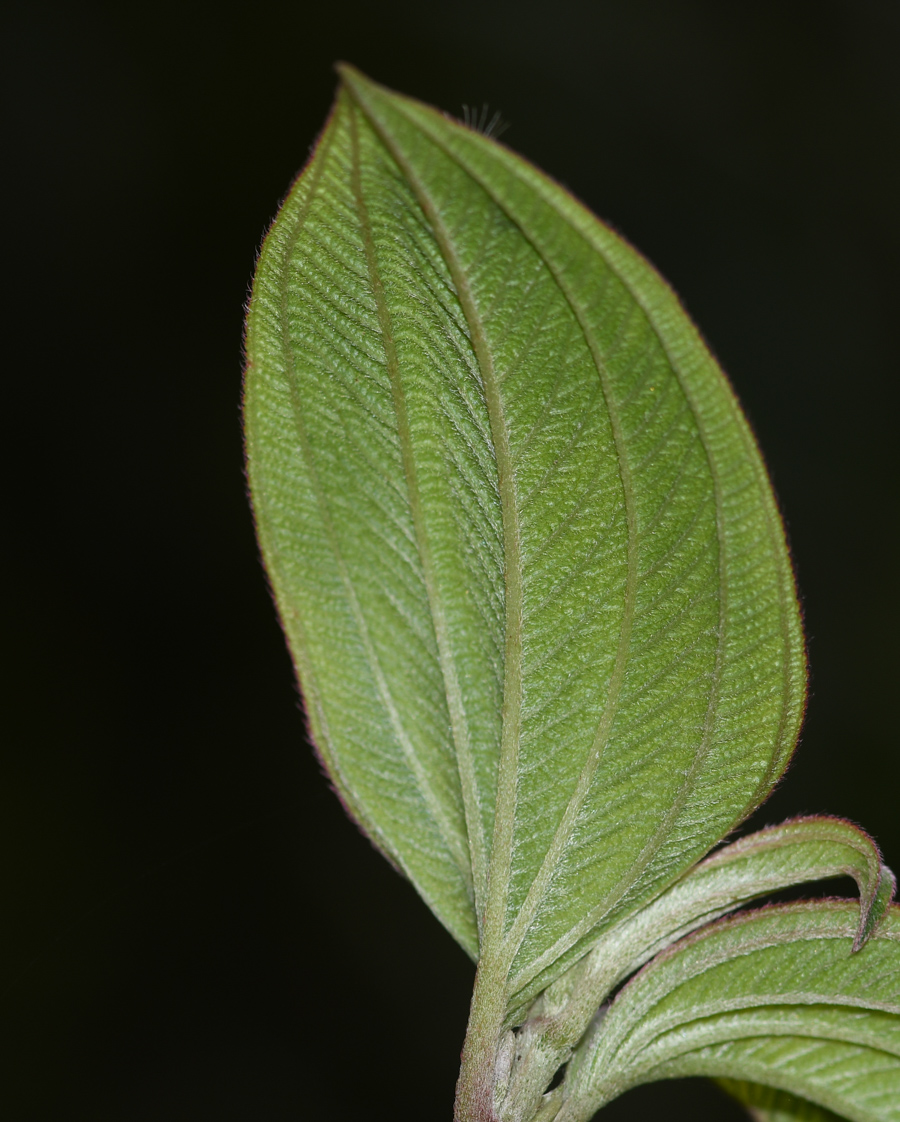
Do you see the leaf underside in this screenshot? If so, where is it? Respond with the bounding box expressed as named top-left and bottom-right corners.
top-left (244, 66), bottom-right (805, 1009)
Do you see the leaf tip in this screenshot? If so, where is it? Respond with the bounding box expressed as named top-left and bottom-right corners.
top-left (333, 59), bottom-right (357, 82)
top-left (853, 862), bottom-right (897, 952)
top-left (334, 61), bottom-right (378, 100)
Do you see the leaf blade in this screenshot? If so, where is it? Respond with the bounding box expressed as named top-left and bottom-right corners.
top-left (245, 67), bottom-right (806, 999)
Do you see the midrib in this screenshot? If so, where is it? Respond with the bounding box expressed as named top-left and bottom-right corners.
top-left (373, 104), bottom-right (643, 975)
top-left (357, 110), bottom-right (526, 963)
top-left (497, 238), bottom-right (641, 972)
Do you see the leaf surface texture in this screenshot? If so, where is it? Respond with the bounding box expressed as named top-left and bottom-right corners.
top-left (244, 67), bottom-right (806, 998)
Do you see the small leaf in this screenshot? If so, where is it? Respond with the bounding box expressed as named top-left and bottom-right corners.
top-left (558, 902), bottom-right (900, 1122)
top-left (863, 864), bottom-right (897, 948)
top-left (718, 1079), bottom-right (845, 1122)
top-left (625, 815), bottom-right (890, 961)
top-left (497, 817), bottom-right (892, 1122)
top-left (244, 64), bottom-right (805, 1012)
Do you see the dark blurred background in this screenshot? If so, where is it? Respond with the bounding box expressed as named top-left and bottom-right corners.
top-left (2, 1), bottom-right (897, 1118)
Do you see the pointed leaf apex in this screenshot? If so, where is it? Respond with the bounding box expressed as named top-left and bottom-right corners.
top-left (855, 862), bottom-right (897, 951)
top-left (335, 62), bottom-right (379, 97)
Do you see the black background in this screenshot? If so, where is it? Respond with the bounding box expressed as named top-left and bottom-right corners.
top-left (3, 1), bottom-right (898, 1119)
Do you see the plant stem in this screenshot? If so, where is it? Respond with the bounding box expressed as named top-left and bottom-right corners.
top-left (455, 948), bottom-right (510, 1122)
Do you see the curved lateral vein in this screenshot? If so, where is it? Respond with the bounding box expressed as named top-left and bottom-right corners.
top-left (499, 244), bottom-right (640, 969)
top-left (278, 99), bottom-right (472, 896)
top-left (251, 106), bottom-right (441, 889)
top-left (258, 107), bottom-right (387, 849)
top-left (521, 166), bottom-right (803, 807)
top-left (347, 102), bottom-right (486, 916)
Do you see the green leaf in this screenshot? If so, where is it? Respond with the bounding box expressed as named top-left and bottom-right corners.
top-left (586, 815), bottom-right (892, 974)
top-left (497, 818), bottom-right (892, 1122)
top-left (558, 902), bottom-right (900, 1122)
top-left (243, 64), bottom-right (805, 1008)
top-left (719, 1079), bottom-right (846, 1122)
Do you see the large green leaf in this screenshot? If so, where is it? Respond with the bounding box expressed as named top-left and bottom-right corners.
top-left (243, 66), bottom-right (805, 1003)
top-left (558, 902), bottom-right (900, 1122)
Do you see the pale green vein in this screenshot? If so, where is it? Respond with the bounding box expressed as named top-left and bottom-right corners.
top-left (499, 251), bottom-right (640, 981)
top-left (374, 111), bottom-right (647, 979)
top-left (347, 100), bottom-right (486, 917)
top-left (248, 110), bottom-right (403, 870)
top-left (357, 105), bottom-right (526, 965)
top-left (355, 88), bottom-right (645, 987)
top-left (517, 166), bottom-right (804, 811)
top-left (277, 97), bottom-right (472, 893)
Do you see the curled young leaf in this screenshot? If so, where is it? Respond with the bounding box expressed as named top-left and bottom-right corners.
top-left (559, 901), bottom-right (900, 1122)
top-left (498, 817), bottom-right (894, 1122)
